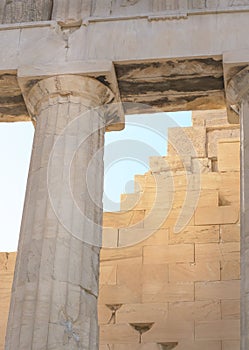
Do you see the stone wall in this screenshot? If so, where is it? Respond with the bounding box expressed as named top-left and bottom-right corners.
top-left (0, 253), bottom-right (16, 350)
top-left (99, 109), bottom-right (240, 350)
top-left (0, 110), bottom-right (240, 350)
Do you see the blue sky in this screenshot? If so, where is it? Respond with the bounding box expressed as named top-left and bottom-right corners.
top-left (104, 112), bottom-right (192, 211)
top-left (0, 111), bottom-right (191, 252)
top-left (0, 122), bottom-right (34, 252)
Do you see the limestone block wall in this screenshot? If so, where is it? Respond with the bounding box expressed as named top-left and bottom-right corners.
top-left (99, 110), bottom-right (240, 350)
top-left (0, 253), bottom-right (16, 350)
top-left (0, 109), bottom-right (240, 350)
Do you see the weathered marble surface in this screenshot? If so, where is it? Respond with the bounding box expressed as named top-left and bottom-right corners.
top-left (0, 1), bottom-right (249, 121)
top-left (1, 0), bottom-right (249, 24)
top-left (5, 75), bottom-right (114, 350)
top-left (225, 65), bottom-right (249, 349)
top-left (0, 0), bottom-right (53, 23)
top-left (0, 73), bottom-right (28, 122)
top-left (52, 0), bottom-right (249, 21)
top-left (0, 57), bottom-right (226, 121)
top-left (116, 58), bottom-right (225, 114)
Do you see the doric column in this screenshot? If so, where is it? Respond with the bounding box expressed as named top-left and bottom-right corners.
top-left (226, 66), bottom-right (249, 350)
top-left (5, 75), bottom-right (115, 350)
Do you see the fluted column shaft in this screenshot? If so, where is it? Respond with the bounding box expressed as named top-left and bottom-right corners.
top-left (5, 75), bottom-right (114, 350)
top-left (240, 100), bottom-right (249, 350)
top-left (227, 66), bottom-right (249, 350)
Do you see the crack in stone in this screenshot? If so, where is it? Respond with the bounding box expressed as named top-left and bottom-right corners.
top-left (59, 308), bottom-right (81, 347)
top-left (79, 284), bottom-right (98, 298)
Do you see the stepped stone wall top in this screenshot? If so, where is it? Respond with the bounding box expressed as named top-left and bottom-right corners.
top-left (99, 109), bottom-right (240, 350)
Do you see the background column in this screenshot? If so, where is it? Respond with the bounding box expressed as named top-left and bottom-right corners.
top-left (226, 66), bottom-right (249, 350)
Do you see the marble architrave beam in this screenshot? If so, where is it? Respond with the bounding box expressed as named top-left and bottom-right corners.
top-left (0, 9), bottom-right (249, 120)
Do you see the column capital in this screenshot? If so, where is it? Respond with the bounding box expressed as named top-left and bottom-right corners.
top-left (224, 65), bottom-right (249, 124)
top-left (18, 61), bottom-right (125, 131)
top-left (226, 66), bottom-right (249, 105)
top-left (223, 49), bottom-right (249, 123)
top-left (22, 75), bottom-right (115, 118)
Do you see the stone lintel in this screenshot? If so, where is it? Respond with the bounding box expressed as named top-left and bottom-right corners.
top-left (17, 61), bottom-right (125, 131)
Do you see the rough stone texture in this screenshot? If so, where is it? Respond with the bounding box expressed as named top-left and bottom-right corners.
top-left (0, 58), bottom-right (227, 122)
top-left (52, 0), bottom-right (249, 21)
top-left (0, 0), bottom-right (53, 23)
top-left (217, 139), bottom-right (240, 172)
top-left (1, 0), bottom-right (249, 25)
top-left (207, 128), bottom-right (240, 159)
top-left (115, 58), bottom-right (225, 114)
top-left (0, 253), bottom-right (16, 350)
top-left (0, 74), bottom-right (29, 122)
